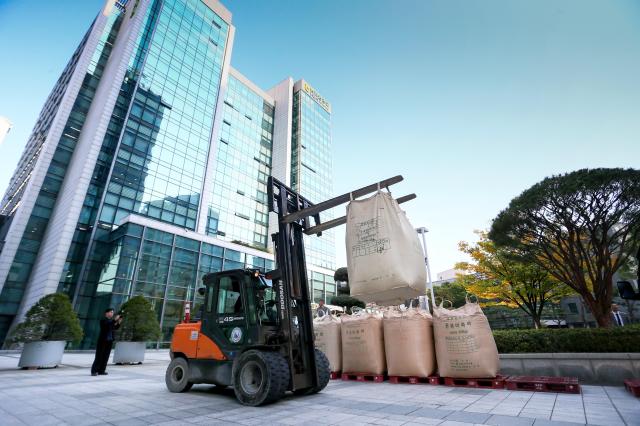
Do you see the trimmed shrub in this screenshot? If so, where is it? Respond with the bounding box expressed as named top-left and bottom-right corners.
top-left (494, 324), bottom-right (640, 353)
top-left (116, 296), bottom-right (161, 342)
top-left (9, 293), bottom-right (83, 344)
top-left (330, 295), bottom-right (365, 314)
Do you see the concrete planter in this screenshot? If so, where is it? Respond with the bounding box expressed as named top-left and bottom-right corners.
top-left (113, 342), bottom-right (146, 364)
top-left (18, 341), bottom-right (66, 368)
top-left (500, 353), bottom-right (640, 385)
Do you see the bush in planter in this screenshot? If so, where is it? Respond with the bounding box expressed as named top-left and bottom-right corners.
top-left (494, 324), bottom-right (640, 353)
top-left (9, 293), bottom-right (83, 345)
top-left (330, 295), bottom-right (365, 314)
top-left (113, 296), bottom-right (161, 364)
top-left (116, 295), bottom-right (161, 342)
top-left (8, 293), bottom-right (82, 368)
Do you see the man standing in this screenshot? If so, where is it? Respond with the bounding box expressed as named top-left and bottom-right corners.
top-left (611, 304), bottom-right (628, 327)
top-left (91, 308), bottom-right (122, 376)
top-left (316, 300), bottom-right (330, 317)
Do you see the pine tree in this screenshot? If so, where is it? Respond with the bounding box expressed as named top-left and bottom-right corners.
top-left (10, 293), bottom-right (83, 343)
top-left (116, 296), bottom-right (161, 342)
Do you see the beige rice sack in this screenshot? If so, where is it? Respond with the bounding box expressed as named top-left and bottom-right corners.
top-left (383, 309), bottom-right (436, 377)
top-left (313, 315), bottom-right (342, 372)
top-left (341, 311), bottom-right (386, 374)
top-left (346, 191), bottom-right (426, 305)
top-left (433, 302), bottom-right (500, 378)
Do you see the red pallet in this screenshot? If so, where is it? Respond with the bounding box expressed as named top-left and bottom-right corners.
top-left (505, 376), bottom-right (580, 394)
top-left (428, 374), bottom-right (445, 385)
top-left (624, 379), bottom-right (640, 397)
top-left (330, 371), bottom-right (341, 380)
top-left (443, 375), bottom-right (506, 389)
top-left (388, 375), bottom-right (431, 384)
top-left (341, 372), bottom-right (386, 383)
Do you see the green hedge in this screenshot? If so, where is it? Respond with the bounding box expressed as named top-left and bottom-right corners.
top-left (494, 324), bottom-right (640, 353)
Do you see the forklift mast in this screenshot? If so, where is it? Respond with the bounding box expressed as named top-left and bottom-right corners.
top-left (266, 177), bottom-right (322, 391)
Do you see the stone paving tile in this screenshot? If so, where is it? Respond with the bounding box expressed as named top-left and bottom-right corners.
top-left (3, 351), bottom-right (640, 426)
top-left (485, 414), bottom-right (535, 426)
top-left (518, 409), bottom-right (551, 420)
top-left (444, 410), bottom-right (490, 423)
top-left (379, 404), bottom-right (421, 415)
top-left (409, 407), bottom-right (455, 419)
top-left (531, 420), bottom-right (585, 426)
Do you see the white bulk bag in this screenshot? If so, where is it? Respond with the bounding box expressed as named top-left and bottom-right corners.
top-left (313, 315), bottom-right (342, 373)
top-left (341, 311), bottom-right (386, 374)
top-left (433, 301), bottom-right (500, 378)
top-left (346, 191), bottom-right (426, 305)
top-left (383, 308), bottom-right (436, 377)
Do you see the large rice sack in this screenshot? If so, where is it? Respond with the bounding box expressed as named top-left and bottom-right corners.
top-left (314, 315), bottom-right (342, 372)
top-left (341, 311), bottom-right (386, 374)
top-left (383, 309), bottom-right (436, 377)
top-left (433, 301), bottom-right (499, 378)
top-left (346, 191), bottom-right (426, 305)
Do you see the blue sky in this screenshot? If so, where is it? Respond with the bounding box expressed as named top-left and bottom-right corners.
top-left (1, 0), bottom-right (639, 274)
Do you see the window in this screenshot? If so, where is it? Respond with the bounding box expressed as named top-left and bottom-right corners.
top-left (206, 285), bottom-right (215, 312)
top-left (217, 277), bottom-right (242, 314)
top-left (568, 303), bottom-right (578, 314)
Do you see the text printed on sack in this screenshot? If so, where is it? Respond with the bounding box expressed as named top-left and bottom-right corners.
top-left (352, 218), bottom-right (390, 258)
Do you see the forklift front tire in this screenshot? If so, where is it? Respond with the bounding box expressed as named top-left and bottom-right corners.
top-left (165, 357), bottom-right (193, 393)
top-left (232, 350), bottom-right (289, 406)
top-left (294, 348), bottom-right (330, 396)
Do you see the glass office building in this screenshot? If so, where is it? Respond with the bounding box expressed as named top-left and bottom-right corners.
top-left (0, 0), bottom-right (336, 347)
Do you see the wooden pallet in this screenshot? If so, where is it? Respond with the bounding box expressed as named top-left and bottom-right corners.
top-left (624, 379), bottom-right (640, 397)
top-left (330, 371), bottom-right (341, 380)
top-left (388, 375), bottom-right (431, 384)
top-left (443, 375), bottom-right (506, 389)
top-left (505, 376), bottom-right (580, 394)
top-left (341, 372), bottom-right (386, 383)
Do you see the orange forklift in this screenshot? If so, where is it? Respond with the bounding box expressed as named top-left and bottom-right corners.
top-left (165, 176), bottom-right (413, 406)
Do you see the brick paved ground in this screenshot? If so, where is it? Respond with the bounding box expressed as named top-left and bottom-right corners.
top-left (0, 351), bottom-right (638, 426)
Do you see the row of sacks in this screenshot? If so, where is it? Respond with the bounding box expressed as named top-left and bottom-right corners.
top-left (313, 301), bottom-right (500, 378)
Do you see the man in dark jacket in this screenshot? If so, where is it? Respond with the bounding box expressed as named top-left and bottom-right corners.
top-left (91, 308), bottom-right (122, 376)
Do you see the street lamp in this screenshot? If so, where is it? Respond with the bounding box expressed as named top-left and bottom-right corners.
top-left (416, 227), bottom-right (435, 312)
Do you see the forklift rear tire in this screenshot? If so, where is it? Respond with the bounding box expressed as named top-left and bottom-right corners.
top-left (166, 357), bottom-right (193, 393)
top-left (294, 348), bottom-right (330, 396)
top-left (232, 350), bottom-right (289, 406)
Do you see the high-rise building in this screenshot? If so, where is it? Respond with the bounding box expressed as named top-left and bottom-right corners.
top-left (0, 0), bottom-right (336, 347)
top-left (0, 117), bottom-right (12, 146)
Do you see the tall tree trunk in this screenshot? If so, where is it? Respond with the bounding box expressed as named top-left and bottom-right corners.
top-left (532, 316), bottom-right (542, 329)
top-left (580, 289), bottom-right (613, 328)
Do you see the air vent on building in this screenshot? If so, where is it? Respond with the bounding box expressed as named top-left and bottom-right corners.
top-left (235, 213), bottom-right (250, 221)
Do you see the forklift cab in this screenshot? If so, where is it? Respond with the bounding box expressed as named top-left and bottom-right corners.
top-left (199, 269), bottom-right (279, 352)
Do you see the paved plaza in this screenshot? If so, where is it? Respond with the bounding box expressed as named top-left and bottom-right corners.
top-left (0, 351), bottom-right (638, 426)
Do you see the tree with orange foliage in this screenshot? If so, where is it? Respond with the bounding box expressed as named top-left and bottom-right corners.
top-left (457, 231), bottom-right (571, 328)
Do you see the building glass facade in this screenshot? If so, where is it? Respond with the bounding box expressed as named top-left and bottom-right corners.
top-left (72, 0), bottom-right (231, 346)
top-left (0, 0), bottom-right (338, 348)
top-left (58, 0), bottom-right (162, 300)
top-left (291, 85), bottom-right (336, 272)
top-left (206, 74), bottom-right (274, 250)
top-left (0, 6), bottom-right (125, 343)
top-left (96, 220), bottom-right (273, 347)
